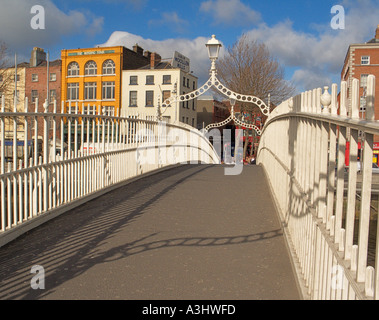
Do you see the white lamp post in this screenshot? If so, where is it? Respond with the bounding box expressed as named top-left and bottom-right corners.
top-left (206, 34), bottom-right (222, 72)
top-left (161, 35), bottom-right (270, 135)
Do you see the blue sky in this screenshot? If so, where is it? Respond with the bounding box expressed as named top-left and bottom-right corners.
top-left (1, 0), bottom-right (379, 94)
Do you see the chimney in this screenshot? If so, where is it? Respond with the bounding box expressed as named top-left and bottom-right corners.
top-left (144, 50), bottom-right (151, 61)
top-left (133, 43), bottom-right (144, 55)
top-left (150, 52), bottom-right (161, 69)
top-left (376, 25), bottom-right (379, 40)
top-left (30, 47), bottom-right (46, 67)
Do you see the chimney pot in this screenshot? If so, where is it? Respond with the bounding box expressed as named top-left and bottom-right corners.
top-left (133, 43), bottom-right (144, 55)
top-left (150, 52), bottom-right (161, 69)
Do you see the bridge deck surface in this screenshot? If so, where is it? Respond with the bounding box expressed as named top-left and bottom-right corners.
top-left (0, 164), bottom-right (300, 300)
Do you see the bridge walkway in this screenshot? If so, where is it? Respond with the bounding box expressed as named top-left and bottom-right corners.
top-left (0, 164), bottom-right (301, 300)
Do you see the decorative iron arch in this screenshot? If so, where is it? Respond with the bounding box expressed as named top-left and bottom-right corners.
top-left (161, 72), bottom-right (269, 135)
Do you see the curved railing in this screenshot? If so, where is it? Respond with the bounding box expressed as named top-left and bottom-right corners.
top-left (258, 75), bottom-right (379, 300)
top-left (0, 98), bottom-right (220, 246)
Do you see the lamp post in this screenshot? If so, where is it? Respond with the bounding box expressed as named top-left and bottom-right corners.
top-left (206, 34), bottom-right (222, 74)
top-left (161, 35), bottom-right (270, 136)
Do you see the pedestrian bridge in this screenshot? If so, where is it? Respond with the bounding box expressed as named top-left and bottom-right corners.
top-left (0, 76), bottom-right (378, 300)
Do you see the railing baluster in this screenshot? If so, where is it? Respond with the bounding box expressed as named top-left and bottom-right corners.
top-left (1, 96), bottom-right (5, 231)
top-left (257, 76), bottom-right (377, 300)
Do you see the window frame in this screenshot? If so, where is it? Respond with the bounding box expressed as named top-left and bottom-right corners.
top-left (67, 82), bottom-right (79, 101)
top-left (103, 106), bottom-right (115, 117)
top-left (361, 56), bottom-right (370, 65)
top-left (129, 75), bottom-right (138, 85)
top-left (102, 81), bottom-right (115, 100)
top-left (162, 75), bottom-right (171, 84)
top-left (146, 75), bottom-right (154, 85)
top-left (49, 89), bottom-right (57, 103)
top-left (102, 59), bottom-right (115, 75)
top-left (129, 91), bottom-right (137, 107)
top-left (67, 61), bottom-right (80, 77)
top-left (84, 60), bottom-right (97, 76)
top-left (84, 82), bottom-right (97, 100)
top-left (162, 90), bottom-right (171, 103)
top-left (145, 90), bottom-right (154, 107)
top-left (31, 90), bottom-right (38, 103)
top-left (50, 73), bottom-right (57, 82)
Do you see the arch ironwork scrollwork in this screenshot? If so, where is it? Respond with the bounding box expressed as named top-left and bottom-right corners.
top-left (161, 73), bottom-right (268, 135)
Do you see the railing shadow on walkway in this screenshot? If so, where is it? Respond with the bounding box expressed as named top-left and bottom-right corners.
top-left (0, 164), bottom-right (283, 300)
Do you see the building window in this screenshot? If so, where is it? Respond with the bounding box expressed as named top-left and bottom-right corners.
top-left (84, 82), bottom-right (97, 100)
top-left (103, 106), bottom-right (115, 116)
top-left (130, 76), bottom-right (138, 85)
top-left (67, 61), bottom-right (80, 76)
top-left (31, 90), bottom-right (38, 103)
top-left (15, 74), bottom-right (20, 82)
top-left (68, 106), bottom-right (77, 114)
top-left (50, 73), bottom-right (56, 82)
top-left (129, 91), bottom-right (137, 107)
top-left (85, 60), bottom-right (97, 75)
top-left (102, 59), bottom-right (115, 75)
top-left (183, 77), bottom-right (186, 86)
top-left (146, 75), bottom-right (154, 85)
top-left (83, 106), bottom-right (97, 115)
top-left (145, 91), bottom-right (154, 107)
top-left (163, 75), bottom-right (171, 84)
top-left (181, 91), bottom-right (185, 108)
top-left (67, 83), bottom-right (79, 100)
top-left (49, 89), bottom-right (56, 102)
top-left (187, 79), bottom-right (189, 88)
top-left (360, 74), bottom-right (369, 87)
top-left (193, 81), bottom-right (196, 90)
top-left (102, 81), bottom-right (115, 100)
top-left (32, 74), bottom-right (38, 82)
top-left (192, 100), bottom-right (195, 110)
top-left (162, 90), bottom-right (171, 103)
top-left (361, 56), bottom-right (370, 65)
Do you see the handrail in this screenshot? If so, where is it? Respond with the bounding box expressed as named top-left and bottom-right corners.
top-left (0, 98), bottom-right (220, 246)
top-left (257, 76), bottom-right (379, 300)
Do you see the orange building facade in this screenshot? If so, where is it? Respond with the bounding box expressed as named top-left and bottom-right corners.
top-left (61, 46), bottom-right (149, 117)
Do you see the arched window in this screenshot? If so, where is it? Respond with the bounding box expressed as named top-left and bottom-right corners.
top-left (84, 60), bottom-right (97, 75)
top-left (67, 62), bottom-right (80, 76)
top-left (102, 59), bottom-right (115, 75)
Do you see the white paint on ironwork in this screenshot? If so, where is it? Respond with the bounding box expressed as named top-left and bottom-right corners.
top-left (257, 75), bottom-right (378, 300)
top-left (0, 99), bottom-right (220, 246)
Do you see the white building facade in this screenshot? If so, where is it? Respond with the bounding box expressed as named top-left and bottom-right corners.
top-left (121, 53), bottom-right (198, 127)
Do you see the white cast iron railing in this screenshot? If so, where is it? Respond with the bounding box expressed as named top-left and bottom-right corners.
top-left (0, 97), bottom-right (220, 246)
top-left (257, 75), bottom-right (379, 300)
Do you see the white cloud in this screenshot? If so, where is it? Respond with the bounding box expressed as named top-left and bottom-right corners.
top-left (0, 0), bottom-right (103, 56)
top-left (148, 12), bottom-right (189, 34)
top-left (98, 31), bottom-right (220, 84)
top-left (200, 0), bottom-right (261, 26)
top-left (292, 69), bottom-right (333, 93)
top-left (244, 1), bottom-right (379, 92)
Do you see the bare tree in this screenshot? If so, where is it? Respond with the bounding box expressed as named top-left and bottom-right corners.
top-left (217, 34), bottom-right (295, 107)
top-left (216, 34), bottom-right (295, 157)
top-left (0, 42), bottom-right (14, 109)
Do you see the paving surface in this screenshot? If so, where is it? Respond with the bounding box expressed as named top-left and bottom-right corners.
top-left (0, 164), bottom-right (301, 300)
